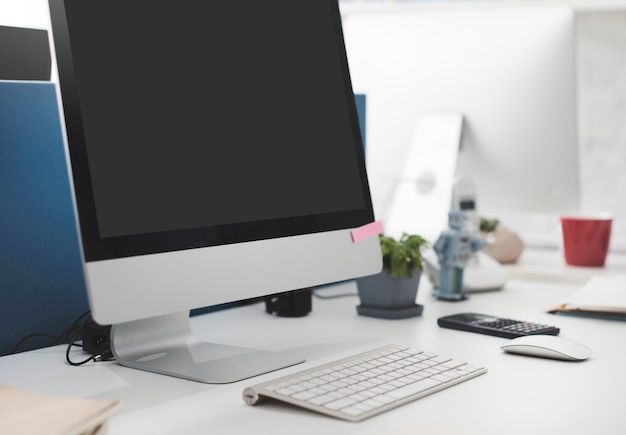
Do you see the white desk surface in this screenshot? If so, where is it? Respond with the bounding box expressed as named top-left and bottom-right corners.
top-left (2, 248), bottom-right (626, 435)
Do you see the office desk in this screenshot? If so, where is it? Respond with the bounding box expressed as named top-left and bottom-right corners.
top-left (1, 249), bottom-right (625, 435)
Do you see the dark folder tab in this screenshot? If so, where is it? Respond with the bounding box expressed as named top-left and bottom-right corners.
top-left (0, 26), bottom-right (51, 81)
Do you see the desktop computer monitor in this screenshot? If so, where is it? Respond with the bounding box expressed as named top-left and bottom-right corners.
top-left (342, 5), bottom-right (579, 246)
top-left (48, 0), bottom-right (381, 383)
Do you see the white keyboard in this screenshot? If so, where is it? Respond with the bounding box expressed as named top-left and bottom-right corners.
top-left (243, 344), bottom-right (486, 422)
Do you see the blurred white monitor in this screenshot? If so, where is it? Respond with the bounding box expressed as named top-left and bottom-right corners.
top-left (342, 4), bottom-right (579, 247)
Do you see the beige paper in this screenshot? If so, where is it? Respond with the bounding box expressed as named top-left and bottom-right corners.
top-left (0, 385), bottom-right (122, 435)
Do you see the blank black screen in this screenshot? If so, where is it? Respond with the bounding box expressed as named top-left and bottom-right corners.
top-left (61, 0), bottom-right (366, 239)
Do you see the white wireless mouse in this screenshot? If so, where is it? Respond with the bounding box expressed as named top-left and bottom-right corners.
top-left (500, 335), bottom-right (592, 361)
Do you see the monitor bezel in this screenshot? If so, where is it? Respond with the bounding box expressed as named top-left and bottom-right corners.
top-left (49, 0), bottom-right (374, 263)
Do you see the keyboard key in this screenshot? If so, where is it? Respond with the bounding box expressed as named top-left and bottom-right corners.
top-left (384, 377), bottom-right (441, 400)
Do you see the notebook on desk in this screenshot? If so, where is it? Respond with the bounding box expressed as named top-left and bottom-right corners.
top-left (0, 385), bottom-right (121, 435)
top-left (548, 275), bottom-right (626, 320)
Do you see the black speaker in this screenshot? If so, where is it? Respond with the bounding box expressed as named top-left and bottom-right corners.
top-left (265, 288), bottom-right (312, 317)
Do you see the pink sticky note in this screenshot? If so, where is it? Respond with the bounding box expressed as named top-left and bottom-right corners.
top-left (351, 221), bottom-right (384, 243)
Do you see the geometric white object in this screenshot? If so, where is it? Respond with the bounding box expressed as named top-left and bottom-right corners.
top-left (385, 113), bottom-right (463, 243)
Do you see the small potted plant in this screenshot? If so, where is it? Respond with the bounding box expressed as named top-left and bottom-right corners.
top-left (356, 233), bottom-right (428, 319)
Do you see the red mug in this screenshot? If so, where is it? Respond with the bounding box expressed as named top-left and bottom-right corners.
top-left (560, 214), bottom-right (612, 267)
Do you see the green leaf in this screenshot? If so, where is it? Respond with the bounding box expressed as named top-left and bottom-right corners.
top-left (479, 217), bottom-right (499, 233)
top-left (378, 232), bottom-right (429, 279)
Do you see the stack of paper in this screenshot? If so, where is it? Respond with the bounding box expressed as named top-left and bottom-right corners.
top-left (0, 385), bottom-right (122, 435)
top-left (549, 275), bottom-right (626, 319)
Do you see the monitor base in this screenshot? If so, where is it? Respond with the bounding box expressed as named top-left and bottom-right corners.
top-left (110, 311), bottom-right (304, 384)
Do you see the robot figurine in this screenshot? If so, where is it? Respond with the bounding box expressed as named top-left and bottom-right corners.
top-left (432, 210), bottom-right (486, 301)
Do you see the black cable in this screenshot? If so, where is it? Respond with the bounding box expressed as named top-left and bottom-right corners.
top-left (65, 320), bottom-right (103, 366)
top-left (64, 311), bottom-right (114, 366)
top-left (11, 310), bottom-right (113, 366)
top-left (10, 312), bottom-right (92, 353)
top-left (60, 310), bottom-right (92, 343)
top-left (10, 332), bottom-right (78, 354)
top-left (313, 289), bottom-right (358, 299)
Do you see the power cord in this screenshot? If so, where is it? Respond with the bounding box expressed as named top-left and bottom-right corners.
top-left (10, 310), bottom-right (91, 354)
top-left (65, 314), bottom-right (113, 366)
top-left (313, 290), bottom-right (358, 299)
top-left (313, 282), bottom-right (359, 300)
top-left (11, 310), bottom-right (114, 366)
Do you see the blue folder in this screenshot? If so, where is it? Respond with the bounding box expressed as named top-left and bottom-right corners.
top-left (0, 81), bottom-right (89, 356)
top-left (355, 93), bottom-right (366, 149)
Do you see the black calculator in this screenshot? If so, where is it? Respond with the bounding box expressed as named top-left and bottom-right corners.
top-left (438, 312), bottom-right (560, 339)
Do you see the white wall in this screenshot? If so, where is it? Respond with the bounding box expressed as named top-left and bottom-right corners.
top-left (0, 0), bottom-right (49, 30)
top-left (576, 11), bottom-right (626, 250)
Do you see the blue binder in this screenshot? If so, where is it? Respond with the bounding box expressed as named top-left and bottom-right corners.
top-left (355, 93), bottom-right (366, 149)
top-left (0, 81), bottom-right (89, 356)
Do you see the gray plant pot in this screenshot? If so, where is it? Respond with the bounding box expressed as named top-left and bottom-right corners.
top-left (355, 270), bottom-right (424, 319)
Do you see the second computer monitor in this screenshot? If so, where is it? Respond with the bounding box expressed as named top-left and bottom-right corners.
top-left (342, 5), bottom-right (579, 245)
